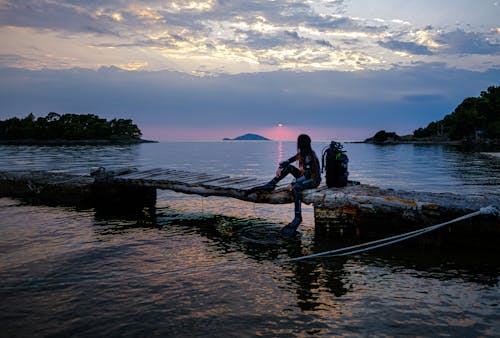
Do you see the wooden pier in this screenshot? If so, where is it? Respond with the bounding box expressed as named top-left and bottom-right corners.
top-left (1, 167), bottom-right (499, 247)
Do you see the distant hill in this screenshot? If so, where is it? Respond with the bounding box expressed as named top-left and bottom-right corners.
top-left (364, 130), bottom-right (402, 144)
top-left (413, 85), bottom-right (499, 141)
top-left (223, 133), bottom-right (270, 141)
top-left (365, 85), bottom-right (500, 145)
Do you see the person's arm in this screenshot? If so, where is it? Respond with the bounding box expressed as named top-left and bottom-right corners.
top-left (279, 154), bottom-right (298, 168)
top-left (294, 155), bottom-right (314, 184)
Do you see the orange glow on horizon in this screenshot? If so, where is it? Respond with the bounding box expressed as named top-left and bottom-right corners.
top-left (259, 125), bottom-right (301, 141)
top-left (140, 124), bottom-right (372, 142)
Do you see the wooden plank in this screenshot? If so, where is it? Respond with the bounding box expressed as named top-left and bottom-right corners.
top-left (204, 178), bottom-right (242, 186)
top-left (176, 172), bottom-right (222, 180)
top-left (160, 170), bottom-right (194, 178)
top-left (211, 177), bottom-right (258, 188)
top-left (193, 176), bottom-right (231, 184)
top-left (125, 172), bottom-right (169, 181)
top-left (122, 169), bottom-right (204, 182)
top-left (231, 179), bottom-right (274, 190)
top-left (167, 169), bottom-right (214, 178)
top-left (203, 176), bottom-right (253, 186)
top-left (115, 167), bottom-right (295, 195)
top-left (117, 168), bottom-right (165, 180)
top-left (160, 171), bottom-right (221, 182)
top-left (150, 171), bottom-right (226, 183)
top-left (179, 175), bottom-right (229, 184)
top-left (159, 174), bottom-right (191, 181)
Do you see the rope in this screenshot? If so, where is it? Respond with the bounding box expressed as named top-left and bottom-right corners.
top-left (282, 205), bottom-right (499, 262)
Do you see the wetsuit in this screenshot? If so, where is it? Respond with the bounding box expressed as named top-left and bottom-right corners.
top-left (274, 152), bottom-right (321, 235)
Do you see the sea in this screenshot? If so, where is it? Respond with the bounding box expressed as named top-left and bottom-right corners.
top-left (0, 141), bottom-right (499, 337)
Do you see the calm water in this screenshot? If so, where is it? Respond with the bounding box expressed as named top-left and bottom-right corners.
top-left (0, 142), bottom-right (499, 337)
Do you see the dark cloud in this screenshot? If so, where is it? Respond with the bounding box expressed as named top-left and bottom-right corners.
top-left (378, 39), bottom-right (433, 55)
top-left (1, 65), bottom-right (498, 134)
top-left (436, 29), bottom-right (500, 55)
top-left (0, 0), bottom-right (365, 40)
top-left (308, 15), bottom-right (385, 33)
top-left (284, 30), bottom-right (300, 40)
top-left (2, 0), bottom-right (498, 71)
top-left (0, 0), bottom-right (369, 64)
top-left (316, 39), bottom-right (334, 47)
top-left (0, 1), bottom-right (114, 34)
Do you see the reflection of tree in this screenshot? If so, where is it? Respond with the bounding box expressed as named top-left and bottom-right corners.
top-left (0, 112), bottom-right (142, 140)
top-left (443, 147), bottom-right (500, 194)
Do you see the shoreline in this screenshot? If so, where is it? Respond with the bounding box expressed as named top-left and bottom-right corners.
top-left (355, 139), bottom-right (500, 149)
top-left (356, 140), bottom-right (463, 145)
top-left (0, 138), bottom-right (158, 145)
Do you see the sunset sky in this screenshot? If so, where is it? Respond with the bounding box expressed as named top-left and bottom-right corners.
top-left (0, 0), bottom-right (499, 141)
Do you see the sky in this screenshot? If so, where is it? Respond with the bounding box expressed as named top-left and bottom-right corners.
top-left (0, 0), bottom-right (499, 141)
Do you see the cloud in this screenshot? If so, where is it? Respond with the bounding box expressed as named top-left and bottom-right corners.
top-left (1, 65), bottom-right (498, 140)
top-left (0, 1), bottom-right (499, 73)
top-left (436, 29), bottom-right (500, 55)
top-left (378, 39), bottom-right (433, 55)
top-left (0, 1), bottom-right (113, 34)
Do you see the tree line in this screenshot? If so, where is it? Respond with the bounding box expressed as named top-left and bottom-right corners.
top-left (413, 85), bottom-right (500, 141)
top-left (0, 113), bottom-right (142, 140)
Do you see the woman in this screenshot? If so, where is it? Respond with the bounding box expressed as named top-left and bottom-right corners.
top-left (252, 134), bottom-right (321, 236)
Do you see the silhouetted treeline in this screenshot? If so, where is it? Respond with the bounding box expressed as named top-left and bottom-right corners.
top-left (0, 113), bottom-right (142, 140)
top-left (413, 86), bottom-right (500, 140)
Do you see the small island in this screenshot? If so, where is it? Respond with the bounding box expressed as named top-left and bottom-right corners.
top-left (0, 112), bottom-right (155, 145)
top-left (365, 85), bottom-right (500, 146)
top-left (223, 133), bottom-right (270, 141)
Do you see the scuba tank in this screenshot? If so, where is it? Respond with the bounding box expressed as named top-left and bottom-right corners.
top-left (322, 141), bottom-right (349, 188)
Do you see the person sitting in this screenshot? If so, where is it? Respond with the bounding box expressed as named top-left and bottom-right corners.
top-left (251, 134), bottom-right (321, 236)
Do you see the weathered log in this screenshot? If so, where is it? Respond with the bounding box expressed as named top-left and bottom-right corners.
top-left (0, 170), bottom-right (95, 207)
top-left (0, 170), bottom-right (156, 215)
top-left (303, 184), bottom-right (500, 226)
top-left (305, 184), bottom-right (500, 249)
top-left (1, 169), bottom-right (499, 246)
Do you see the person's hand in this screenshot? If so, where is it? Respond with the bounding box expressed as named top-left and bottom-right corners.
top-left (287, 183), bottom-right (293, 191)
top-left (275, 167), bottom-right (282, 177)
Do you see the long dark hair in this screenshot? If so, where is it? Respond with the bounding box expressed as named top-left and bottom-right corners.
top-left (297, 134), bottom-right (314, 161)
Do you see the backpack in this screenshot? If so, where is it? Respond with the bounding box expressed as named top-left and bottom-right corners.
top-left (322, 141), bottom-right (349, 188)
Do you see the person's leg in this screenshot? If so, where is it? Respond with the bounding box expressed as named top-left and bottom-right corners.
top-left (281, 182), bottom-right (305, 236)
top-left (281, 180), bottom-right (317, 236)
top-left (250, 165), bottom-right (301, 192)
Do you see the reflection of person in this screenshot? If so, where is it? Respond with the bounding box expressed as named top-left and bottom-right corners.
top-left (252, 134), bottom-right (321, 236)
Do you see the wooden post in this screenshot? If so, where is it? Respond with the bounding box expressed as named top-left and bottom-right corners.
top-left (92, 183), bottom-right (157, 217)
top-left (91, 167), bottom-right (157, 217)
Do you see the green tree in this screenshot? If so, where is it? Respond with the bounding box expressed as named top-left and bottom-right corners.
top-left (0, 112), bottom-right (143, 141)
top-left (413, 85), bottom-right (500, 141)
top-left (371, 130), bottom-right (401, 143)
